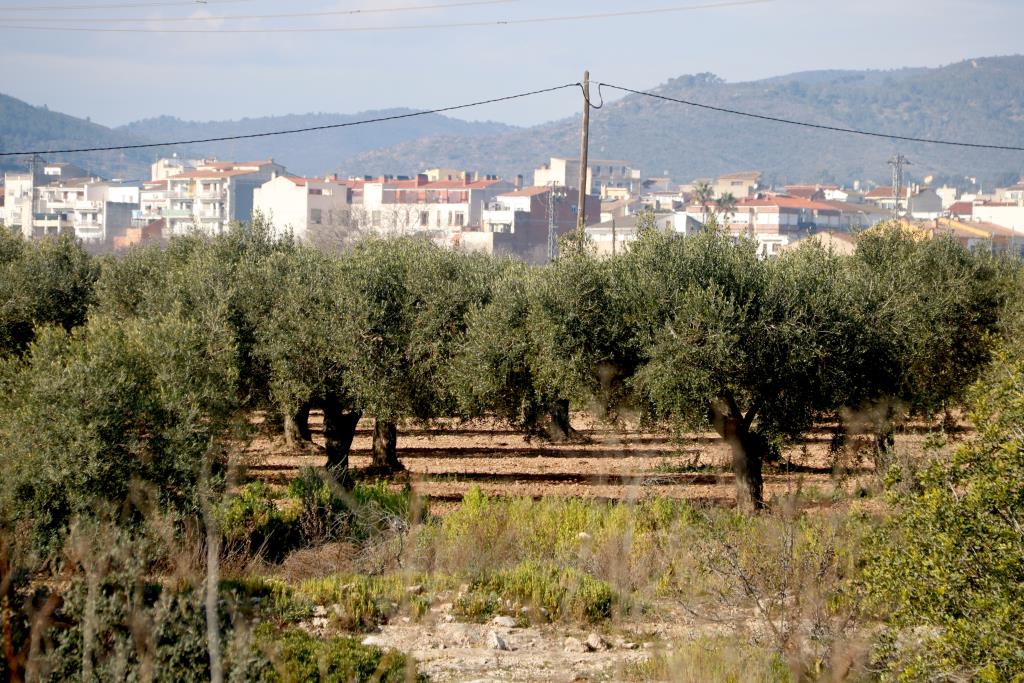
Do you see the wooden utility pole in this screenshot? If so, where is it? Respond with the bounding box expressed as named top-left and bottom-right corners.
top-left (576, 70), bottom-right (591, 245)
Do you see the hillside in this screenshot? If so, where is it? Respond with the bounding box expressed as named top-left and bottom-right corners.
top-left (3, 56), bottom-right (1023, 186)
top-left (348, 56), bottom-right (1024, 186)
top-left (0, 94), bottom-right (155, 179)
top-left (117, 112), bottom-right (519, 176)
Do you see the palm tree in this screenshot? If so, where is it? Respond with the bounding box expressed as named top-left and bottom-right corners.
top-left (693, 181), bottom-right (715, 225)
top-left (715, 192), bottom-right (738, 225)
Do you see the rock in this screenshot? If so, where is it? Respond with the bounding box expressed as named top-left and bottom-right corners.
top-left (577, 531), bottom-right (593, 542)
top-left (406, 584), bottom-right (424, 595)
top-left (622, 641), bottom-right (639, 650)
top-left (585, 632), bottom-right (610, 651)
top-left (564, 637), bottom-right (588, 653)
top-left (538, 607), bottom-right (550, 618)
top-left (313, 605), bottom-right (327, 618)
top-left (487, 630), bottom-right (510, 651)
top-left (491, 615), bottom-right (517, 628)
top-left (361, 635), bottom-right (387, 647)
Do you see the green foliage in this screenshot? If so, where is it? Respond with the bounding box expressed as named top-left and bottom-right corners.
top-left (0, 232), bottom-right (98, 357)
top-left (623, 637), bottom-right (793, 683)
top-left (863, 335), bottom-right (1024, 680)
top-left (254, 627), bottom-right (422, 683)
top-left (297, 574), bottom-right (430, 632)
top-left (0, 311), bottom-right (240, 550)
top-left (339, 237), bottom-right (500, 423)
top-left (454, 560), bottom-right (621, 623)
top-left (853, 224), bottom-right (1008, 417)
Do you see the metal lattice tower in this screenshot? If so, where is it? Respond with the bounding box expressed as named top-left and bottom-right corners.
top-left (888, 154), bottom-right (911, 219)
top-left (547, 185), bottom-right (558, 262)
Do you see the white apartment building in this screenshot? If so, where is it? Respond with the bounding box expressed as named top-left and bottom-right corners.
top-left (2, 168), bottom-right (138, 241)
top-left (35, 180), bottom-right (139, 242)
top-left (533, 157), bottom-right (642, 197)
top-left (356, 176), bottom-right (515, 237)
top-left (140, 159), bottom-right (287, 236)
top-left (972, 201), bottom-right (1024, 233)
top-left (253, 175), bottom-right (352, 241)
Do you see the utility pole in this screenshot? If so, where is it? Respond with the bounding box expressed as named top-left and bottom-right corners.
top-left (611, 215), bottom-right (617, 257)
top-left (576, 70), bottom-right (591, 245)
top-left (889, 154), bottom-right (911, 220)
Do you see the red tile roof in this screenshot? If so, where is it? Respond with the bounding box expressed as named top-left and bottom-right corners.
top-left (865, 187), bottom-right (895, 199)
top-left (170, 169), bottom-right (259, 180)
top-left (949, 201), bottom-right (973, 215)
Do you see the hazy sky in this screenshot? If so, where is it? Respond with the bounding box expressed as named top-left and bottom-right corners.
top-left (1, 0), bottom-right (1022, 128)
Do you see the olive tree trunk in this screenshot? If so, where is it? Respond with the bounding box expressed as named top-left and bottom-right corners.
top-left (323, 405), bottom-right (361, 486)
top-left (283, 402), bottom-right (312, 449)
top-left (546, 399), bottom-right (572, 443)
top-left (371, 419), bottom-right (403, 472)
top-left (712, 396), bottom-right (766, 511)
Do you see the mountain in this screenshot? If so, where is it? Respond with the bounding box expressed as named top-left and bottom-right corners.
top-left (116, 113), bottom-right (519, 177)
top-left (3, 56), bottom-right (1023, 187)
top-left (347, 56), bottom-right (1024, 187)
top-left (0, 94), bottom-right (155, 179)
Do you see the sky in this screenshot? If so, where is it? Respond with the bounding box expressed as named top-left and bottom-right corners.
top-left (1, 0), bottom-right (1022, 128)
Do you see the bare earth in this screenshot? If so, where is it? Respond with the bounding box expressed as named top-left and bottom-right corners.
top-left (241, 414), bottom-right (958, 681)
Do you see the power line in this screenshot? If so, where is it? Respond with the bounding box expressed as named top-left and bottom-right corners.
top-left (1, 0), bottom-right (523, 23)
top-left (0, 0), bottom-right (254, 11)
top-left (0, 83), bottom-right (581, 157)
top-left (0, 0), bottom-right (776, 33)
top-left (598, 82), bottom-right (1024, 152)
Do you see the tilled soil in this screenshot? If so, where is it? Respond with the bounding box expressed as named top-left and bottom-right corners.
top-left (242, 413), bottom-right (941, 509)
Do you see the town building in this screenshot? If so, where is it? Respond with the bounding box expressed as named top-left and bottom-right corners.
top-left (469, 186), bottom-right (599, 262)
top-left (141, 159), bottom-right (287, 236)
top-left (253, 175), bottom-right (352, 242)
top-left (533, 157), bottom-right (642, 197)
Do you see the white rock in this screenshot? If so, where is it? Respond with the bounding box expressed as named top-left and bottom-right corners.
top-left (585, 632), bottom-right (610, 651)
top-left (361, 635), bottom-right (387, 647)
top-left (622, 641), bottom-right (639, 650)
top-left (313, 605), bottom-right (327, 617)
top-left (487, 630), bottom-right (510, 651)
top-left (564, 636), bottom-right (588, 653)
top-left (577, 531), bottom-right (593, 542)
top-left (406, 584), bottom-right (424, 595)
top-left (491, 615), bottom-right (517, 628)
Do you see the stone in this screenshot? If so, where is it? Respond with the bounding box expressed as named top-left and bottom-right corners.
top-left (564, 637), bottom-right (588, 653)
top-left (406, 584), bottom-right (424, 595)
top-left (577, 531), bottom-right (593, 542)
top-left (361, 635), bottom-right (387, 647)
top-left (491, 615), bottom-right (517, 628)
top-left (487, 630), bottom-right (510, 651)
top-left (313, 605), bottom-right (327, 617)
top-left (585, 632), bottom-right (610, 651)
top-left (622, 641), bottom-right (639, 650)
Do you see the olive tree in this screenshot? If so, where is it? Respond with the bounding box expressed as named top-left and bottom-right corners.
top-left (626, 227), bottom-right (871, 509)
top-left (338, 238), bottom-right (500, 471)
top-left (850, 224), bottom-right (1007, 445)
top-left (0, 232), bottom-right (98, 357)
top-left (253, 247), bottom-right (360, 477)
top-left (0, 311), bottom-right (240, 550)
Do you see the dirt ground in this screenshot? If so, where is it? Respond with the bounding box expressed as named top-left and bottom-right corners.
top-left (241, 413), bottom-right (960, 681)
top-left (242, 412), bottom-right (952, 510)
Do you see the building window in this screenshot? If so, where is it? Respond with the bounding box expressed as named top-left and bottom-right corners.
top-left (310, 208), bottom-right (322, 225)
top-left (420, 211), bottom-right (429, 227)
top-left (454, 212), bottom-right (465, 227)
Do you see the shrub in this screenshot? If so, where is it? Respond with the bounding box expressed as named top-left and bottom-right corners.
top-left (296, 575), bottom-right (430, 632)
top-left (253, 627), bottom-right (422, 683)
top-left (863, 343), bottom-right (1024, 680)
top-left (454, 560), bottom-right (621, 624)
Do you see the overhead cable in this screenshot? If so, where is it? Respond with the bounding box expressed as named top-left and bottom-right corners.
top-left (0, 83), bottom-right (581, 157)
top-left (599, 82), bottom-right (1024, 152)
top-left (0, 0), bottom-right (776, 32)
top-left (0, 0), bottom-right (254, 11)
top-left (0, 0), bottom-right (523, 23)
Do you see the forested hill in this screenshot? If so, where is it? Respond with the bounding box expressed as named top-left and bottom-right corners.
top-left (3, 56), bottom-right (1023, 185)
top-left (0, 93), bottom-right (155, 179)
top-left (347, 56), bottom-right (1024, 187)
